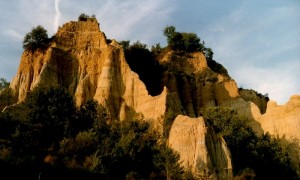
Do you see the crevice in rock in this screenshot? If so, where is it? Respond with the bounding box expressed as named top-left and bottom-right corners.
top-left (124, 47), bottom-right (164, 96)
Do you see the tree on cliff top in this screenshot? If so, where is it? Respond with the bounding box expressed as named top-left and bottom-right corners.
top-left (22, 25), bottom-right (49, 51)
top-left (78, 13), bottom-right (96, 21)
top-left (163, 25), bottom-right (204, 53)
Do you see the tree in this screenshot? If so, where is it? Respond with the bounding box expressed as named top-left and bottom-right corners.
top-left (163, 25), bottom-right (203, 53)
top-left (0, 78), bottom-right (9, 91)
top-left (12, 87), bottom-right (78, 155)
top-left (22, 25), bottom-right (49, 51)
top-left (204, 107), bottom-right (299, 179)
top-left (78, 13), bottom-right (90, 21)
top-left (163, 26), bottom-right (183, 52)
top-left (153, 144), bottom-right (184, 179)
top-left (119, 40), bottom-right (130, 50)
top-left (0, 78), bottom-right (16, 111)
top-left (204, 47), bottom-right (214, 60)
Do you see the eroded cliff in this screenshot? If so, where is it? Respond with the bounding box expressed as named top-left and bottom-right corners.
top-left (168, 115), bottom-right (232, 180)
top-left (8, 18), bottom-right (300, 179)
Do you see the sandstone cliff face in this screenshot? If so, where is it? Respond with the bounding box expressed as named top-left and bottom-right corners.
top-left (9, 18), bottom-right (300, 178)
top-left (168, 115), bottom-right (232, 180)
top-left (258, 95), bottom-right (300, 140)
top-left (239, 88), bottom-right (269, 114)
top-left (10, 19), bottom-right (166, 126)
top-left (9, 19), bottom-right (233, 177)
top-left (160, 52), bottom-right (241, 117)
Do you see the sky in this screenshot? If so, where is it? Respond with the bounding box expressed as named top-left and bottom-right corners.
top-left (0, 0), bottom-right (299, 105)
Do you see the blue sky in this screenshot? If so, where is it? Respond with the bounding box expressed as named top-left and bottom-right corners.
top-left (0, 0), bottom-right (299, 104)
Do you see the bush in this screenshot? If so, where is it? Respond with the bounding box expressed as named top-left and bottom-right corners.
top-left (22, 25), bottom-right (49, 51)
top-left (204, 107), bottom-right (299, 179)
top-left (0, 78), bottom-right (9, 91)
top-left (78, 13), bottom-right (96, 21)
top-left (78, 13), bottom-right (90, 21)
top-left (163, 26), bottom-right (204, 53)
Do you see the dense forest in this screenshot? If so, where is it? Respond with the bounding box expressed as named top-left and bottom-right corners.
top-left (1, 87), bottom-right (299, 179)
top-left (0, 87), bottom-right (184, 179)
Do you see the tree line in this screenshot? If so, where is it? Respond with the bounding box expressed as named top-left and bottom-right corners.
top-left (0, 87), bottom-right (184, 179)
top-left (204, 107), bottom-right (300, 179)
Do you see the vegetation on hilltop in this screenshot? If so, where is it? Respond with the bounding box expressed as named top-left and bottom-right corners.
top-left (120, 25), bottom-right (229, 94)
top-left (23, 25), bottom-right (51, 51)
top-left (120, 40), bottom-right (165, 96)
top-left (78, 13), bottom-right (96, 21)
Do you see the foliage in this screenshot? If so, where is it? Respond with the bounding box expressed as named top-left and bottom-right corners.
top-left (22, 25), bottom-right (50, 51)
top-left (0, 78), bottom-right (9, 91)
top-left (0, 87), bottom-right (184, 179)
top-left (204, 47), bottom-right (214, 60)
top-left (78, 13), bottom-right (96, 21)
top-left (153, 143), bottom-right (184, 179)
top-left (163, 25), bottom-right (204, 53)
top-left (151, 43), bottom-right (163, 57)
top-left (206, 59), bottom-right (229, 76)
top-left (78, 13), bottom-right (90, 21)
top-left (0, 78), bottom-right (16, 111)
top-left (204, 107), bottom-right (299, 179)
top-left (119, 40), bottom-right (130, 50)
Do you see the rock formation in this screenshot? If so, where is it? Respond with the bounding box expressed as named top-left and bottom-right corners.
top-left (258, 95), bottom-right (300, 140)
top-left (168, 115), bottom-right (232, 179)
top-left (8, 18), bottom-right (300, 179)
top-left (10, 19), bottom-right (167, 126)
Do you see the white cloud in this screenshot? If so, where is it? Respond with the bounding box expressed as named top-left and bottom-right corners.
top-left (0, 0), bottom-right (298, 104)
top-left (54, 0), bottom-right (61, 32)
top-left (236, 61), bottom-right (300, 105)
top-left (94, 0), bottom-right (175, 44)
top-left (203, 2), bottom-right (300, 104)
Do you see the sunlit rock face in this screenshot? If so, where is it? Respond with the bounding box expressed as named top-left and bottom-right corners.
top-left (168, 115), bottom-right (232, 180)
top-left (9, 18), bottom-right (300, 179)
top-left (258, 95), bottom-right (300, 140)
top-left (10, 19), bottom-right (167, 125)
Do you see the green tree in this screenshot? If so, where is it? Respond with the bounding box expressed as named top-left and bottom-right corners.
top-left (151, 43), bottom-right (163, 57)
top-left (153, 144), bottom-right (184, 180)
top-left (22, 25), bottom-right (49, 51)
top-left (11, 87), bottom-right (77, 158)
top-left (78, 13), bottom-right (90, 21)
top-left (204, 47), bottom-right (214, 60)
top-left (163, 26), bottom-right (183, 52)
top-left (204, 107), bottom-right (299, 179)
top-left (119, 40), bottom-right (130, 50)
top-left (0, 78), bottom-right (16, 111)
top-left (182, 32), bottom-right (203, 52)
top-left (163, 25), bottom-right (203, 53)
top-left (0, 78), bottom-right (9, 91)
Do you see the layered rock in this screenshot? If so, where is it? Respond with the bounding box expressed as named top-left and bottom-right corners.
top-left (168, 115), bottom-right (232, 180)
top-left (239, 88), bottom-right (269, 114)
top-left (10, 19), bottom-right (166, 126)
top-left (9, 18), bottom-right (233, 177)
top-left (9, 18), bottom-right (300, 178)
top-left (258, 95), bottom-right (300, 140)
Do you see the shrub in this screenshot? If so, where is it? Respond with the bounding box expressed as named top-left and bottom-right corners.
top-left (22, 25), bottom-right (49, 51)
top-left (78, 13), bottom-right (94, 21)
top-left (204, 107), bottom-right (299, 179)
top-left (163, 25), bottom-right (204, 53)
